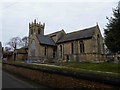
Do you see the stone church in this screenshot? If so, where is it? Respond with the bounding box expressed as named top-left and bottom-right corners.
top-left (28, 19), bottom-right (105, 63)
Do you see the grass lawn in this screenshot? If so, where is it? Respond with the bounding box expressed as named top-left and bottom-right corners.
top-left (63, 62), bottom-right (120, 73)
top-left (3, 61), bottom-right (120, 78)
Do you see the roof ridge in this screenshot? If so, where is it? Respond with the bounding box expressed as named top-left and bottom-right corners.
top-left (45, 29), bottom-right (64, 36)
top-left (57, 25), bottom-right (97, 43)
top-left (66, 25), bottom-right (97, 35)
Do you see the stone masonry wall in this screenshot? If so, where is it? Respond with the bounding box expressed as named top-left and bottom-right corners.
top-left (2, 63), bottom-right (119, 89)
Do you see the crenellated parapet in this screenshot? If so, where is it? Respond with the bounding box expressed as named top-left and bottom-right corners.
top-left (29, 19), bottom-right (45, 35)
top-left (29, 19), bottom-right (45, 29)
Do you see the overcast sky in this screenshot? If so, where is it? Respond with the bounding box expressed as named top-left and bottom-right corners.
top-left (0, 0), bottom-right (119, 47)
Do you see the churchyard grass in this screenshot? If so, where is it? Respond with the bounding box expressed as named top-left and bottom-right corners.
top-left (3, 61), bottom-right (120, 78)
top-left (63, 62), bottom-right (120, 74)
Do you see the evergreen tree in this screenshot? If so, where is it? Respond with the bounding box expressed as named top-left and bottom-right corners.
top-left (104, 2), bottom-right (120, 53)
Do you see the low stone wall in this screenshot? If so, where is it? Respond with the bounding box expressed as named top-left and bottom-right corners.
top-left (2, 63), bottom-right (119, 89)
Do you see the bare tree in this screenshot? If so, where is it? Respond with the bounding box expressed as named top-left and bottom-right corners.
top-left (4, 47), bottom-right (12, 51)
top-left (22, 36), bottom-right (28, 47)
top-left (7, 37), bottom-right (22, 61)
top-left (7, 37), bottom-right (22, 51)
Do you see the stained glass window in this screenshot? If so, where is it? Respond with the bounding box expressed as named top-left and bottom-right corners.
top-left (31, 40), bottom-right (35, 56)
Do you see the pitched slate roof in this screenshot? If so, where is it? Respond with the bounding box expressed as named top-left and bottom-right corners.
top-left (46, 30), bottom-right (63, 37)
top-left (37, 35), bottom-right (56, 46)
top-left (57, 26), bottom-right (97, 43)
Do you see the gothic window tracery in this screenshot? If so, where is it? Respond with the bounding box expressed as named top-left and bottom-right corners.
top-left (71, 42), bottom-right (74, 54)
top-left (44, 46), bottom-right (47, 56)
top-left (31, 40), bottom-right (36, 56)
top-left (97, 34), bottom-right (100, 53)
top-left (38, 28), bottom-right (41, 34)
top-left (80, 41), bottom-right (85, 53)
top-left (53, 48), bottom-right (56, 58)
top-left (60, 45), bottom-right (62, 58)
top-left (31, 29), bottom-right (33, 35)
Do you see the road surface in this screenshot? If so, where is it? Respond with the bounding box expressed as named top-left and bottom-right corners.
top-left (1, 64), bottom-right (51, 89)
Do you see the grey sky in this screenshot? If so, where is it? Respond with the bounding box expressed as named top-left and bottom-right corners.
top-left (0, 0), bottom-right (119, 47)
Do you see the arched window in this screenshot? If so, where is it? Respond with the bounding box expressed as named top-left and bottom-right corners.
top-left (80, 41), bottom-right (84, 53)
top-left (97, 34), bottom-right (100, 53)
top-left (38, 28), bottom-right (41, 34)
top-left (44, 46), bottom-right (47, 56)
top-left (53, 48), bottom-right (56, 58)
top-left (71, 42), bottom-right (74, 54)
top-left (31, 40), bottom-right (36, 56)
top-left (31, 29), bottom-right (33, 35)
top-left (60, 45), bottom-right (62, 58)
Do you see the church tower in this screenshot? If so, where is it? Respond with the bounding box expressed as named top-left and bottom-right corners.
top-left (29, 19), bottom-right (45, 36)
top-left (28, 19), bottom-right (45, 60)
